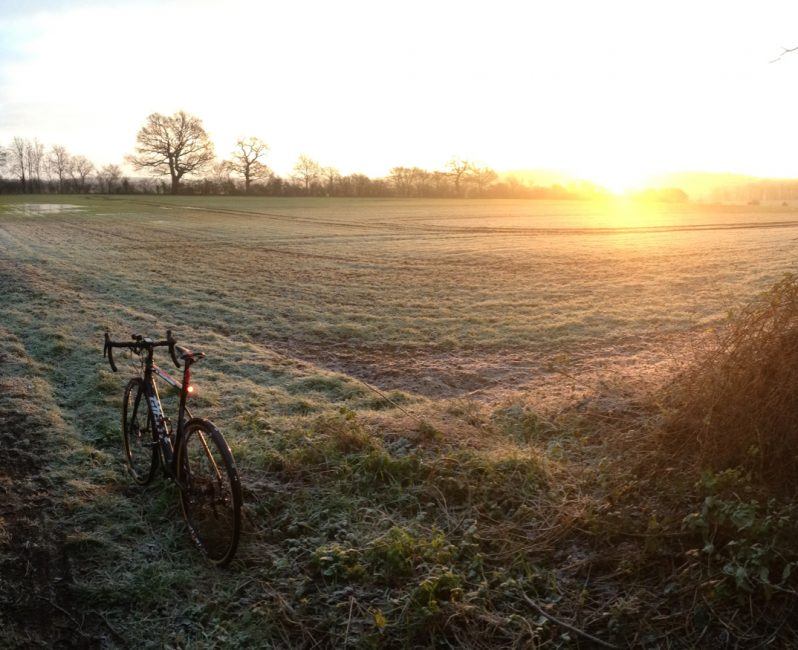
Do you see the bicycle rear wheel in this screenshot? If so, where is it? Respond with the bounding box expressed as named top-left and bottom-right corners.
top-left (177, 418), bottom-right (242, 566)
top-left (122, 377), bottom-right (157, 485)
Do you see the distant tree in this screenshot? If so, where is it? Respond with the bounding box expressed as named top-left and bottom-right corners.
top-left (137, 177), bottom-right (157, 193)
top-left (292, 154), bottom-right (321, 194)
top-left (48, 145), bottom-right (71, 193)
top-left (350, 173), bottom-right (372, 196)
top-left (389, 166), bottom-right (414, 196)
top-left (9, 137), bottom-right (28, 191)
top-left (25, 139), bottom-right (45, 191)
top-left (205, 160), bottom-right (237, 194)
top-left (409, 167), bottom-right (431, 196)
top-left (229, 136), bottom-right (270, 193)
top-left (127, 111), bottom-right (215, 194)
top-left (468, 166), bottom-right (498, 195)
top-left (446, 158), bottom-right (474, 196)
top-left (69, 155), bottom-right (94, 192)
top-left (95, 167), bottom-right (108, 193)
top-left (336, 173), bottom-right (374, 197)
top-left (431, 170), bottom-right (452, 196)
top-left (390, 166), bottom-right (433, 197)
top-left (245, 161), bottom-right (272, 191)
top-left (97, 164), bottom-right (122, 193)
top-left (321, 166), bottom-right (340, 195)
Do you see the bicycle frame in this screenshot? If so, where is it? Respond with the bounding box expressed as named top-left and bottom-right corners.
top-left (139, 345), bottom-right (194, 476)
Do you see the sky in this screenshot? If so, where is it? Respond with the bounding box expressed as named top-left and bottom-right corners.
top-left (2, 0), bottom-right (798, 190)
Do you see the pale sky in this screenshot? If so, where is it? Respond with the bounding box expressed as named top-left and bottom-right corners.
top-left (2, 0), bottom-right (798, 189)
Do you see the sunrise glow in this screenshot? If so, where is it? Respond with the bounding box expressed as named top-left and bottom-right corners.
top-left (3, 1), bottom-right (798, 184)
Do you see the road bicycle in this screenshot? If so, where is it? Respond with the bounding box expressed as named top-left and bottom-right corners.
top-left (103, 330), bottom-right (242, 565)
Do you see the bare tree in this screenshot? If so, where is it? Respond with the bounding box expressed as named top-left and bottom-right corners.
top-left (70, 155), bottom-right (94, 192)
top-left (25, 139), bottom-right (44, 191)
top-left (9, 137), bottom-right (28, 191)
top-left (410, 168), bottom-right (431, 196)
top-left (229, 136), bottom-right (270, 193)
top-left (349, 173), bottom-right (372, 196)
top-left (390, 167), bottom-right (432, 197)
top-left (49, 145), bottom-right (71, 193)
top-left (207, 160), bottom-right (236, 194)
top-left (97, 164), bottom-right (122, 193)
top-left (321, 166), bottom-right (340, 195)
top-left (127, 111), bottom-right (215, 194)
top-left (771, 44), bottom-right (798, 63)
top-left (211, 159), bottom-right (232, 183)
top-left (446, 157), bottom-right (474, 196)
top-left (292, 154), bottom-right (321, 194)
top-left (468, 166), bottom-right (498, 195)
top-left (390, 166), bottom-right (414, 196)
top-left (431, 170), bottom-right (451, 196)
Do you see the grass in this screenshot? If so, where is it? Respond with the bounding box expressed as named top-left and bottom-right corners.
top-left (1, 194), bottom-right (798, 646)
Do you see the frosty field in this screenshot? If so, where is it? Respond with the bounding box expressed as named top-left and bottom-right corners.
top-left (2, 194), bottom-right (797, 646)
top-left (2, 195), bottom-right (795, 396)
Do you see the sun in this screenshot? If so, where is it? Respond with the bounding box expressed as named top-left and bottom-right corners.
top-left (570, 163), bottom-right (654, 195)
top-left (592, 168), bottom-right (651, 195)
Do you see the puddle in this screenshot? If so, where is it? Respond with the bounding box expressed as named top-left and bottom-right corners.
top-left (6, 203), bottom-right (84, 215)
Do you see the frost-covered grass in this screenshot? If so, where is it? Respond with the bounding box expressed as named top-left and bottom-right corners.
top-left (1, 195), bottom-right (795, 379)
top-left (2, 195), bottom-right (798, 646)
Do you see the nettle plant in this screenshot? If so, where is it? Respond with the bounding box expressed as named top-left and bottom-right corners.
top-left (683, 469), bottom-right (798, 598)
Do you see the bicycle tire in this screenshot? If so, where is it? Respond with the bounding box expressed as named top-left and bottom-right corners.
top-left (122, 377), bottom-right (157, 485)
top-left (177, 418), bottom-right (242, 566)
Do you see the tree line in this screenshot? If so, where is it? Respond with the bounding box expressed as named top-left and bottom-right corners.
top-left (0, 110), bottom-right (604, 199)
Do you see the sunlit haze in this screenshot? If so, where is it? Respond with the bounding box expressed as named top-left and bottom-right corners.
top-left (3, 0), bottom-right (798, 188)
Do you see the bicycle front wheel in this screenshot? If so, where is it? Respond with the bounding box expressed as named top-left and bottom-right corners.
top-left (122, 377), bottom-right (157, 485)
top-left (177, 418), bottom-right (242, 566)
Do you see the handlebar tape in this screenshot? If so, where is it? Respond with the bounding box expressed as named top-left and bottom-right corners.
top-left (103, 333), bottom-right (118, 372)
top-left (167, 329), bottom-right (181, 368)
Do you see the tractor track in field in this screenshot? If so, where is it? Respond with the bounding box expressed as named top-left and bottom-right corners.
top-left (0, 233), bottom-right (703, 409)
top-left (263, 323), bottom-right (701, 405)
top-left (0, 279), bottom-right (113, 646)
top-left (0, 409), bottom-right (90, 647)
top-left (30, 216), bottom-right (415, 266)
top-left (95, 196), bottom-right (798, 238)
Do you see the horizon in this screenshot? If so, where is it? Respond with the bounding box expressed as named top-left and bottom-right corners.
top-left (3, 1), bottom-right (798, 191)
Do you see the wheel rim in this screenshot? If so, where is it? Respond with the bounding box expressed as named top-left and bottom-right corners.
top-left (123, 382), bottom-right (153, 482)
top-left (181, 426), bottom-right (237, 563)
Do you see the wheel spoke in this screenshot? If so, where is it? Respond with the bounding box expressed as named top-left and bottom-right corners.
top-left (179, 422), bottom-right (241, 565)
top-left (197, 430), bottom-right (224, 483)
top-left (122, 378), bottom-right (156, 485)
